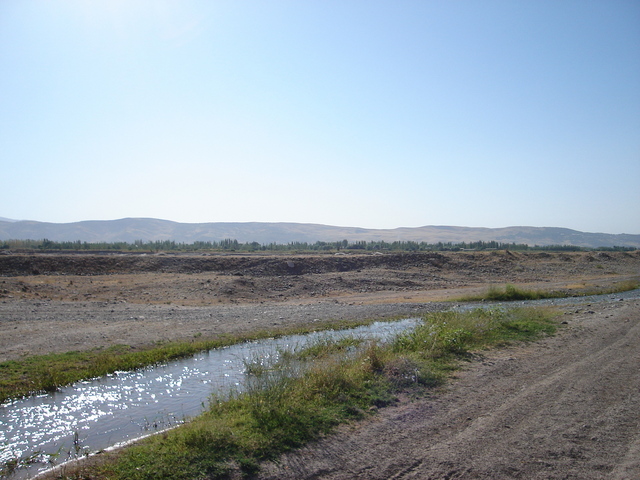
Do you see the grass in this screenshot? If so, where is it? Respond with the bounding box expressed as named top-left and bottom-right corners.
top-left (454, 280), bottom-right (639, 302)
top-left (0, 318), bottom-right (392, 404)
top-left (597, 279), bottom-right (640, 295)
top-left (3, 282), bottom-right (635, 404)
top-left (50, 306), bottom-right (558, 480)
top-left (481, 284), bottom-right (565, 301)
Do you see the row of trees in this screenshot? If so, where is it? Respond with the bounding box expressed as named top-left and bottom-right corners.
top-left (0, 238), bottom-right (635, 253)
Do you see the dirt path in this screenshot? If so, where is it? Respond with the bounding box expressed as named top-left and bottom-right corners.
top-left (257, 299), bottom-right (640, 480)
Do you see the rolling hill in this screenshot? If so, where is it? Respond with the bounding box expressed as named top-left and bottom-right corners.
top-left (0, 218), bottom-right (639, 248)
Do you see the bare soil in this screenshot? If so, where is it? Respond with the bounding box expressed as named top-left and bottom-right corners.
top-left (257, 298), bottom-right (640, 480)
top-left (2, 250), bottom-right (640, 479)
top-left (1, 250), bottom-right (638, 363)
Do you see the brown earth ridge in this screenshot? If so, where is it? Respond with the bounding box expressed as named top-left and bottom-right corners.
top-left (1, 250), bottom-right (640, 479)
top-left (0, 250), bottom-right (639, 361)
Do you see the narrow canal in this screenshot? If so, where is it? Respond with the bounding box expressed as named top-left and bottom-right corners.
top-left (1, 318), bottom-right (421, 479)
top-left (2, 288), bottom-right (638, 479)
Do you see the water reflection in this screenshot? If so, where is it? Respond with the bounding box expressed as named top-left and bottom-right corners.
top-left (3, 288), bottom-right (638, 479)
top-left (0, 318), bottom-right (419, 479)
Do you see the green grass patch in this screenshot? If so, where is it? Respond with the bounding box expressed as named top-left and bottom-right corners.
top-left (456, 284), bottom-right (565, 302)
top-left (282, 335), bottom-right (364, 361)
top-left (455, 280), bottom-right (639, 303)
top-left (0, 318), bottom-right (391, 404)
top-left (393, 307), bottom-right (556, 356)
top-left (75, 306), bottom-right (558, 480)
top-left (598, 279), bottom-right (640, 295)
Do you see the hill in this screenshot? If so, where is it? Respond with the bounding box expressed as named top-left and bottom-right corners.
top-left (0, 218), bottom-right (638, 248)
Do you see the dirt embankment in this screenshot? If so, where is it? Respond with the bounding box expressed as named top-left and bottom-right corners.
top-left (1, 250), bottom-right (638, 306)
top-left (0, 250), bottom-right (639, 363)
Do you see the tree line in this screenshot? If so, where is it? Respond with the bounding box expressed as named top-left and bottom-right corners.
top-left (0, 238), bottom-right (635, 253)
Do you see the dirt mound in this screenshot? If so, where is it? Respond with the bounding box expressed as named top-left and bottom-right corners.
top-left (1, 250), bottom-right (638, 277)
top-left (0, 251), bottom-right (452, 276)
top-left (1, 251), bottom-right (639, 308)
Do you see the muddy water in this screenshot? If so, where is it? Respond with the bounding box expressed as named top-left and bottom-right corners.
top-left (0, 318), bottom-right (420, 479)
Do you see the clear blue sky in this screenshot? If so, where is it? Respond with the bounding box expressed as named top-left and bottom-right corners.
top-left (1, 1), bottom-right (639, 234)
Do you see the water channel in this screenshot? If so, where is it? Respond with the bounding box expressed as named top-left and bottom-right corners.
top-left (2, 289), bottom-right (638, 479)
top-left (1, 318), bottom-right (421, 479)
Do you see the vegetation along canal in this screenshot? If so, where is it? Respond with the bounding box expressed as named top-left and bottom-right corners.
top-left (2, 288), bottom-right (639, 479)
top-left (1, 319), bottom-right (421, 479)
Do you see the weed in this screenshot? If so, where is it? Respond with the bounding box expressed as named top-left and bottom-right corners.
top-left (601, 279), bottom-right (639, 294)
top-left (287, 335), bottom-right (363, 360)
top-left (0, 318), bottom-right (389, 403)
top-left (87, 306), bottom-right (557, 480)
top-left (0, 451), bottom-right (51, 477)
top-left (455, 280), bottom-right (639, 303)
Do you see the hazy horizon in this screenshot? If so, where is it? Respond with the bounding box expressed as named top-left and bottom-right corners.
top-left (2, 2), bottom-right (638, 235)
top-left (2, 215), bottom-right (639, 236)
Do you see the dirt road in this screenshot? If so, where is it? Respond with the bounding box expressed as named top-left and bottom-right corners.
top-left (257, 298), bottom-right (640, 480)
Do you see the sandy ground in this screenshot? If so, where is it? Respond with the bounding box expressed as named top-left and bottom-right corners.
top-left (1, 250), bottom-right (639, 479)
top-left (1, 250), bottom-right (639, 362)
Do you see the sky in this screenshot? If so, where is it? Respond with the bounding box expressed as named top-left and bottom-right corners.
top-left (1, 1), bottom-right (639, 234)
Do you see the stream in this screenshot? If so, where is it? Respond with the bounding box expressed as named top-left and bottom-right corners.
top-left (2, 288), bottom-right (638, 479)
top-left (1, 318), bottom-right (421, 479)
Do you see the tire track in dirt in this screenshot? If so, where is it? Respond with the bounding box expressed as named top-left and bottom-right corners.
top-left (257, 300), bottom-right (640, 480)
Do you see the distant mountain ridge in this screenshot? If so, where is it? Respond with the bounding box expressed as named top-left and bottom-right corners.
top-left (0, 218), bottom-right (638, 248)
